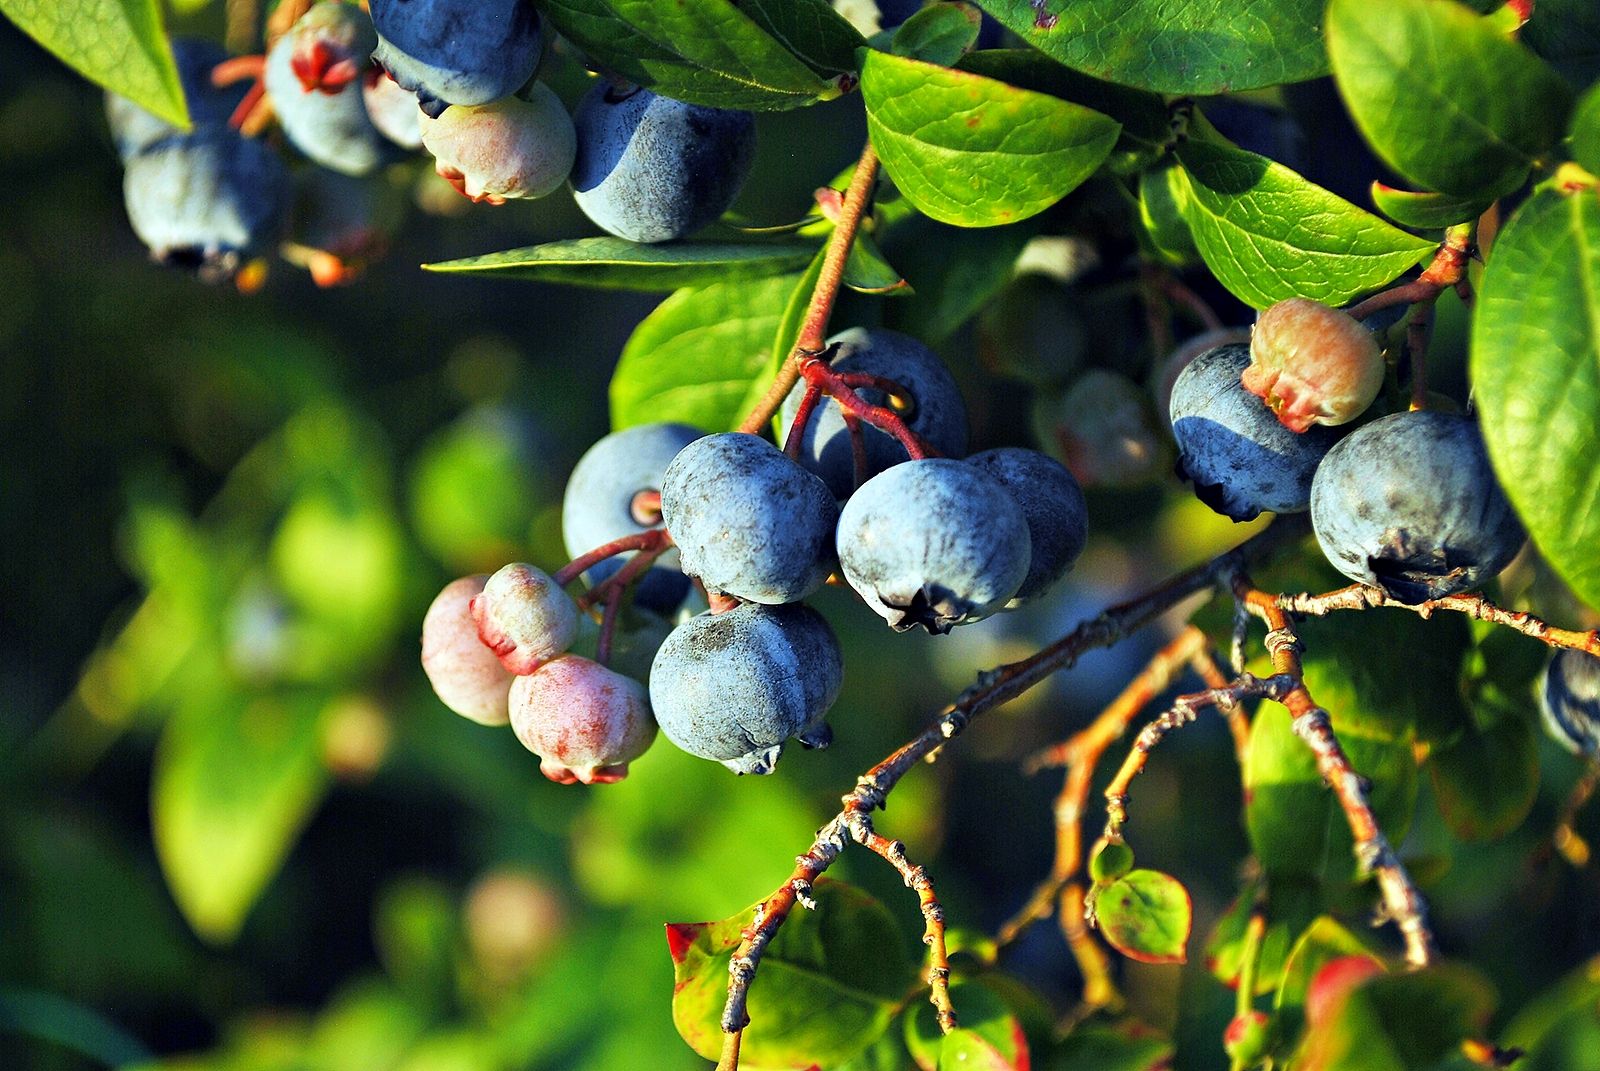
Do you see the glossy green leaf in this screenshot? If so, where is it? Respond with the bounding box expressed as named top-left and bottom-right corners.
top-left (845, 232), bottom-right (912, 295)
top-left (860, 49), bottom-right (1120, 228)
top-left (881, 214), bottom-right (1039, 344)
top-left (958, 49), bottom-right (1169, 175)
top-left (611, 273), bottom-right (798, 433)
top-left (422, 238), bottom-right (817, 291)
top-left (891, 2), bottom-right (981, 66)
top-left (1093, 869), bottom-right (1191, 965)
top-left (974, 0), bottom-right (1328, 94)
top-left (1244, 703), bottom-right (1418, 884)
top-left (1204, 876), bottom-right (1322, 996)
top-left (152, 687), bottom-right (330, 942)
top-left (1568, 82), bottom-right (1600, 176)
top-left (537, 0), bottom-right (853, 110)
top-left (1274, 916), bottom-right (1380, 1043)
top-left (1370, 183), bottom-right (1494, 230)
top-left (1046, 1024), bottom-right (1172, 1071)
top-left (1297, 611), bottom-right (1473, 746)
top-left (1327, 0), bottom-right (1573, 198)
top-left (1297, 964), bottom-right (1495, 1071)
top-left (1472, 187), bottom-right (1600, 610)
top-left (1427, 690), bottom-right (1539, 841)
top-left (1173, 138), bottom-right (1434, 308)
top-left (667, 879), bottom-right (912, 1068)
top-left (0, 0), bottom-right (186, 125)
top-left (1137, 164), bottom-right (1200, 267)
top-left (905, 982), bottom-right (1028, 1071)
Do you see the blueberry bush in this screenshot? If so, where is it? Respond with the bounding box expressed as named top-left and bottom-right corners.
top-left (4, 1), bottom-right (1600, 1069)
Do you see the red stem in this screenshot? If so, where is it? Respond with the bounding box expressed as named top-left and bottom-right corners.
top-left (553, 529), bottom-right (670, 588)
top-left (577, 536), bottom-right (673, 611)
top-left (596, 585), bottom-right (623, 665)
top-left (799, 357), bottom-right (933, 460)
top-left (783, 384), bottom-right (824, 458)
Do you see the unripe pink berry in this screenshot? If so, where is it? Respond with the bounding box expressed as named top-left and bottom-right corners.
top-left (509, 655), bottom-right (656, 784)
top-left (1243, 298), bottom-right (1383, 433)
top-left (419, 84), bottom-right (576, 204)
top-left (471, 563), bottom-right (579, 675)
top-left (421, 575), bottom-right (514, 725)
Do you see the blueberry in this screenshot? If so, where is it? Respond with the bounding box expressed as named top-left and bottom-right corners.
top-left (779, 328), bottom-right (970, 500)
top-left (421, 575), bottom-right (514, 725)
top-left (570, 84), bottom-right (755, 243)
top-left (510, 654), bottom-right (656, 784)
top-left (122, 129), bottom-right (288, 283)
top-left (264, 2), bottom-right (395, 176)
top-left (1540, 649), bottom-right (1600, 758)
top-left (419, 85), bottom-right (575, 203)
top-left (649, 603), bottom-right (842, 775)
top-left (106, 39), bottom-right (247, 161)
top-left (362, 69), bottom-right (424, 150)
top-left (1169, 344), bottom-right (1341, 521)
top-left (660, 433), bottom-right (838, 605)
top-left (563, 423), bottom-right (703, 615)
top-left (1309, 410), bottom-right (1524, 603)
top-left (835, 458), bottom-right (1031, 633)
top-left (966, 448), bottom-right (1087, 605)
top-left (471, 563), bottom-right (579, 674)
top-left (1035, 369), bottom-right (1172, 489)
top-left (369, 0), bottom-right (543, 117)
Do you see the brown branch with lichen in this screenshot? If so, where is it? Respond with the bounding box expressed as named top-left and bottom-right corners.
top-left (711, 522), bottom-right (1305, 1068)
top-left (1275, 585), bottom-right (1600, 655)
top-left (1234, 575), bottom-right (1437, 967)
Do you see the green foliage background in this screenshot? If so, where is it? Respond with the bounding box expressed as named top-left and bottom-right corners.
top-left (2, 2), bottom-right (1600, 1069)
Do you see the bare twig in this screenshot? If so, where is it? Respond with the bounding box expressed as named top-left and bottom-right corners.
top-left (1275, 586), bottom-right (1600, 656)
top-left (850, 817), bottom-right (956, 1032)
top-left (1192, 645), bottom-right (1251, 765)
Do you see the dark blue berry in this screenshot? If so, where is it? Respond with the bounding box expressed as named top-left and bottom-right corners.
top-left (369, 0), bottom-right (542, 117)
top-left (966, 447), bottom-right (1087, 604)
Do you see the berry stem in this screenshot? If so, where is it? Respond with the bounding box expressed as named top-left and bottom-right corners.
top-left (1345, 224), bottom-right (1474, 324)
top-left (553, 529), bottom-right (670, 589)
top-left (736, 142), bottom-right (881, 436)
top-left (782, 383), bottom-right (824, 458)
top-left (595, 585), bottom-right (623, 666)
top-left (1274, 585), bottom-right (1600, 656)
top-left (798, 356), bottom-right (936, 460)
top-left (1234, 912), bottom-right (1267, 1019)
top-left (575, 533), bottom-right (673, 611)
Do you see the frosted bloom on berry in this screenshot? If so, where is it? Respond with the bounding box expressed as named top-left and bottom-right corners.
top-left (1243, 298), bottom-right (1383, 433)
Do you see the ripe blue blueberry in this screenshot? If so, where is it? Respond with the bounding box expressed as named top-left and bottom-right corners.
top-left (122, 129), bottom-right (288, 283)
top-left (660, 433), bottom-right (838, 605)
top-left (570, 84), bottom-right (756, 243)
top-left (362, 69), bottom-right (424, 150)
top-left (563, 423), bottom-right (702, 615)
top-left (1309, 410), bottom-right (1524, 604)
top-left (1169, 343), bottom-right (1341, 521)
top-left (418, 85), bottom-right (575, 203)
top-left (966, 448), bottom-right (1087, 605)
top-left (649, 603), bottom-right (842, 775)
top-left (106, 38), bottom-right (246, 161)
top-left (780, 328), bottom-right (970, 499)
top-left (835, 458), bottom-right (1031, 633)
top-left (264, 1), bottom-right (394, 176)
top-left (369, 0), bottom-right (543, 118)
top-left (1540, 649), bottom-right (1600, 758)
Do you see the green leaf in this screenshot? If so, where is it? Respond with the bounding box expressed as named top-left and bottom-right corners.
top-left (957, 49), bottom-right (1170, 175)
top-left (1173, 138), bottom-right (1434, 309)
top-left (667, 878), bottom-right (913, 1068)
top-left (0, 0), bottom-right (186, 125)
top-left (1274, 916), bottom-right (1380, 1044)
top-left (422, 238), bottom-right (817, 291)
top-left (1501, 954), bottom-right (1600, 1053)
top-left (1370, 183), bottom-right (1495, 230)
top-left (1244, 703), bottom-right (1418, 884)
top-left (1092, 869), bottom-right (1191, 965)
top-left (1568, 82), bottom-right (1600, 176)
top-left (1204, 876), bottom-right (1322, 996)
top-left (611, 273), bottom-right (798, 433)
top-left (1327, 0), bottom-right (1573, 199)
top-left (1298, 964), bottom-right (1496, 1071)
top-left (1472, 187), bottom-right (1600, 610)
top-left (1046, 1024), bottom-right (1172, 1071)
top-left (1297, 611), bottom-right (1473, 746)
top-left (152, 687), bottom-right (330, 942)
top-left (905, 982), bottom-right (1028, 1071)
top-left (891, 2), bottom-right (981, 67)
top-left (1137, 164), bottom-right (1200, 267)
top-left (880, 214), bottom-right (1039, 344)
top-left (538, 0), bottom-right (850, 111)
top-left (974, 0), bottom-right (1328, 94)
top-left (1427, 690), bottom-right (1539, 841)
top-left (845, 232), bottom-right (912, 295)
top-left (860, 49), bottom-right (1120, 228)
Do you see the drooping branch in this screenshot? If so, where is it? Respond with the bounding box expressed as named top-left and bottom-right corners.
top-left (1234, 577), bottom-right (1437, 967)
top-left (714, 520), bottom-right (1305, 1053)
top-left (737, 142), bottom-right (881, 436)
top-left (1276, 585), bottom-right (1600, 656)
top-left (848, 815), bottom-right (956, 1033)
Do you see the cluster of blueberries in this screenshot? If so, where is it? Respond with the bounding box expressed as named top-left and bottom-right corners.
top-left (106, 0), bottom-right (757, 284)
top-left (422, 328), bottom-right (1091, 779)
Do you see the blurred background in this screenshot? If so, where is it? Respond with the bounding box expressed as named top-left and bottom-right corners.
top-left (4, 5), bottom-right (1600, 1070)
